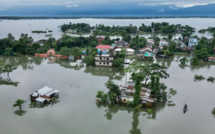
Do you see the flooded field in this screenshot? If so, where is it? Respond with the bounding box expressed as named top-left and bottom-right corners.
top-left (0, 55), bottom-right (215, 134)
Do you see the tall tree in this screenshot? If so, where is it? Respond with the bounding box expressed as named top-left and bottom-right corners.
top-left (2, 64), bottom-right (17, 77)
top-left (131, 73), bottom-right (145, 106)
top-left (126, 63), bottom-right (169, 84)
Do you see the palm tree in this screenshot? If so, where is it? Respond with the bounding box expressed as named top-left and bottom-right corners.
top-left (13, 99), bottom-right (25, 110)
top-left (7, 33), bottom-right (15, 43)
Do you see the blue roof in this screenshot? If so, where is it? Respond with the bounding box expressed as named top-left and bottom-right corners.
top-left (144, 53), bottom-right (154, 57)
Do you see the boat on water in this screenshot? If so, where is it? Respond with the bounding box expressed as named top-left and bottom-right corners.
top-left (183, 104), bottom-right (188, 114)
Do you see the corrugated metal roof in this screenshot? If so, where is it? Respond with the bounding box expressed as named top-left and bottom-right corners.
top-left (46, 89), bottom-right (59, 96)
top-left (35, 97), bottom-right (46, 102)
top-left (37, 86), bottom-right (53, 96)
top-left (32, 92), bottom-right (38, 97)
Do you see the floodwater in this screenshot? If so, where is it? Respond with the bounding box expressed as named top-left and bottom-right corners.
top-left (0, 55), bottom-right (215, 134)
top-left (0, 18), bottom-right (215, 41)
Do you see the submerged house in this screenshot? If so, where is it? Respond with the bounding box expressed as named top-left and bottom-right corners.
top-left (121, 82), bottom-right (156, 105)
top-left (115, 40), bottom-right (128, 48)
top-left (137, 46), bottom-right (154, 60)
top-left (146, 39), bottom-right (154, 46)
top-left (208, 57), bottom-right (215, 62)
top-left (188, 38), bottom-right (198, 49)
top-left (30, 86), bottom-right (59, 106)
top-left (139, 46), bottom-right (153, 54)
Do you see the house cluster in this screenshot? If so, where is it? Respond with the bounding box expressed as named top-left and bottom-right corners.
top-left (120, 81), bottom-right (156, 105)
top-left (66, 29), bottom-right (77, 34)
top-left (30, 86), bottom-right (60, 106)
top-left (94, 40), bottom-right (135, 67)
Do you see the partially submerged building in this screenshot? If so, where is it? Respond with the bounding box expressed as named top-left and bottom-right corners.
top-left (95, 54), bottom-right (114, 67)
top-left (208, 57), bottom-right (215, 62)
top-left (139, 46), bottom-right (153, 54)
top-left (30, 86), bottom-right (59, 106)
top-left (120, 82), bottom-right (156, 105)
top-left (137, 46), bottom-right (154, 60)
top-left (188, 38), bottom-right (198, 49)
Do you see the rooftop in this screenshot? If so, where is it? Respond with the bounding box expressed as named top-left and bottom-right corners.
top-left (37, 86), bottom-right (59, 96)
top-left (96, 45), bottom-right (111, 49)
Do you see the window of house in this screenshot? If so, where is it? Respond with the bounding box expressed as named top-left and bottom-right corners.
top-left (100, 62), bottom-right (101, 64)
top-left (107, 58), bottom-right (109, 60)
top-left (107, 62), bottom-right (109, 65)
top-left (103, 62), bottom-right (105, 65)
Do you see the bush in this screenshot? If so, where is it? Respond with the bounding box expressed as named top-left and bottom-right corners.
top-left (207, 76), bottom-right (215, 82)
top-left (133, 104), bottom-right (142, 112)
top-left (190, 57), bottom-right (199, 65)
top-left (96, 90), bottom-right (104, 98)
top-left (113, 58), bottom-right (124, 67)
top-left (126, 101), bottom-right (134, 108)
top-left (212, 108), bottom-right (215, 116)
top-left (147, 108), bottom-right (152, 114)
top-left (96, 90), bottom-right (108, 103)
top-left (84, 55), bottom-right (95, 66)
top-left (194, 75), bottom-right (205, 81)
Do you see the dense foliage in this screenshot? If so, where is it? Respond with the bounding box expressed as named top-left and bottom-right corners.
top-left (61, 23), bottom-right (93, 33)
top-left (96, 80), bottom-right (121, 105)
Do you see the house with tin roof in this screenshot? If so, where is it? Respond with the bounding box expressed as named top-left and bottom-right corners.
top-left (120, 81), bottom-right (156, 105)
top-left (30, 86), bottom-right (59, 106)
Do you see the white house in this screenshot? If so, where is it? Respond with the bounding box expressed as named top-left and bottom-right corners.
top-left (113, 48), bottom-right (135, 55)
top-left (188, 38), bottom-right (198, 48)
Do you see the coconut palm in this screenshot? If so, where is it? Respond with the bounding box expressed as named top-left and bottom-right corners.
top-left (13, 99), bottom-right (25, 110)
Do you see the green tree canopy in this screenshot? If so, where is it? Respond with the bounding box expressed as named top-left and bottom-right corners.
top-left (126, 63), bottom-right (169, 84)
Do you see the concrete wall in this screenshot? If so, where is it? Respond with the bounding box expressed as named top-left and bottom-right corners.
top-left (95, 57), bottom-right (114, 61)
top-left (95, 61), bottom-right (113, 67)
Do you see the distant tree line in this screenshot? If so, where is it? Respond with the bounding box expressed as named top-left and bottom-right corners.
top-left (61, 22), bottom-right (195, 35)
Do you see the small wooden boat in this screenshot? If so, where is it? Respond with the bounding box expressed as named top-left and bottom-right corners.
top-left (183, 104), bottom-right (187, 114)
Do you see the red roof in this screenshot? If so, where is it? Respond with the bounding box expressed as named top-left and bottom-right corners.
top-left (96, 45), bottom-right (111, 49)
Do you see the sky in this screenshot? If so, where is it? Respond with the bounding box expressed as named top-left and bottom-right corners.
top-left (1, 0), bottom-right (215, 16)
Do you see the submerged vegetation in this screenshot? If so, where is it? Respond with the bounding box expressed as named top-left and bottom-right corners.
top-left (212, 108), bottom-right (215, 118)
top-left (179, 57), bottom-right (189, 65)
top-left (207, 76), bottom-right (215, 83)
top-left (194, 75), bottom-right (205, 81)
top-left (13, 99), bottom-right (25, 111)
top-left (32, 30), bottom-right (47, 33)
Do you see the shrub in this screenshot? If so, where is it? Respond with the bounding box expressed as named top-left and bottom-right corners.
top-left (133, 104), bottom-right (142, 112)
top-left (126, 101), bottom-right (134, 108)
top-left (147, 108), bottom-right (152, 114)
top-left (194, 75), bottom-right (205, 81)
top-left (207, 76), bottom-right (215, 82)
top-left (96, 90), bottom-right (104, 98)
